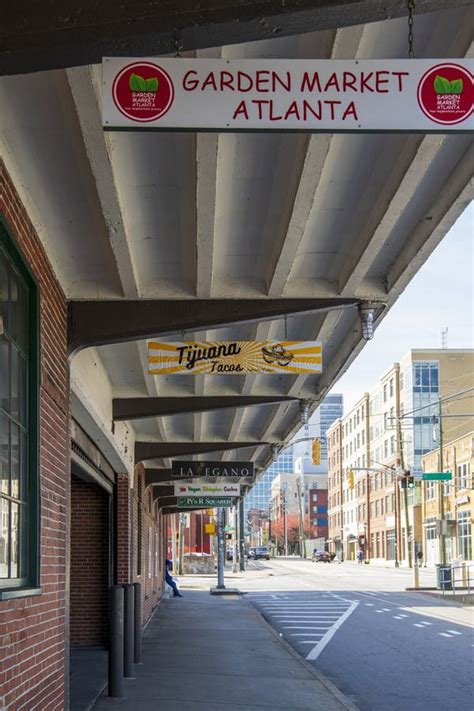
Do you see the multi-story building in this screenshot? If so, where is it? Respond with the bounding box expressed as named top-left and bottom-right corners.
top-left (422, 432), bottom-right (473, 566)
top-left (244, 446), bottom-right (294, 526)
top-left (270, 471), bottom-right (328, 551)
top-left (328, 420), bottom-right (344, 556)
top-left (328, 349), bottom-right (473, 565)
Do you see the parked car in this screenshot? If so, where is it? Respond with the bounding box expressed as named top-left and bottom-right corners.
top-left (312, 551), bottom-right (331, 563)
top-left (247, 547), bottom-right (256, 559)
top-left (254, 546), bottom-right (270, 560)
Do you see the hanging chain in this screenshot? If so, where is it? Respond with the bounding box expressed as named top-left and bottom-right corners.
top-left (407, 0), bottom-right (416, 59)
top-left (174, 31), bottom-right (182, 58)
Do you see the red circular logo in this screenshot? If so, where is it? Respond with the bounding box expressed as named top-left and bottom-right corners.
top-left (417, 63), bottom-right (473, 125)
top-left (112, 62), bottom-right (174, 122)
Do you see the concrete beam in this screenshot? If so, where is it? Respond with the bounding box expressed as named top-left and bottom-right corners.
top-left (113, 395), bottom-right (298, 421)
top-left (2, 1), bottom-right (470, 75)
top-left (145, 469), bottom-right (173, 487)
top-left (135, 440), bottom-right (270, 464)
top-left (67, 297), bottom-right (359, 354)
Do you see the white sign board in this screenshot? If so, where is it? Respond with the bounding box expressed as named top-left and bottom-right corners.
top-left (174, 482), bottom-right (240, 497)
top-left (103, 58), bottom-right (473, 132)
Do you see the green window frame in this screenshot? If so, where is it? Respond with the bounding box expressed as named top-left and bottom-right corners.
top-left (0, 219), bottom-right (40, 597)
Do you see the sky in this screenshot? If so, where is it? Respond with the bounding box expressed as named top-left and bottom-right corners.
top-left (329, 201), bottom-right (474, 412)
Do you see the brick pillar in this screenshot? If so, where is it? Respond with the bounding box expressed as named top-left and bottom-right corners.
top-left (116, 474), bottom-right (131, 584)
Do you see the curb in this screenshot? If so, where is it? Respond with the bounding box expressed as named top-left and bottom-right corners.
top-left (241, 596), bottom-right (360, 711)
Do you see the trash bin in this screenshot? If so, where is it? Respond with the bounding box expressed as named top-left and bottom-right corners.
top-left (436, 564), bottom-right (452, 591)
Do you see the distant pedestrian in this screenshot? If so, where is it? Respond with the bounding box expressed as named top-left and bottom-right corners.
top-left (165, 558), bottom-right (183, 598)
top-left (357, 549), bottom-right (364, 564)
top-left (330, 552), bottom-right (336, 561)
top-left (416, 549), bottom-right (423, 566)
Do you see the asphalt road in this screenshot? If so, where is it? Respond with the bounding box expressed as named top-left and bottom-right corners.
top-left (244, 559), bottom-right (474, 711)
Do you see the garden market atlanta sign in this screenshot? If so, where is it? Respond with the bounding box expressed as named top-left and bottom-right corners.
top-left (103, 58), bottom-right (473, 132)
top-left (148, 340), bottom-right (322, 375)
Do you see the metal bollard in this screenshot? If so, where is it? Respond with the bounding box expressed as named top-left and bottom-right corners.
top-left (133, 582), bottom-right (143, 664)
top-left (109, 585), bottom-right (124, 698)
top-left (123, 583), bottom-right (135, 679)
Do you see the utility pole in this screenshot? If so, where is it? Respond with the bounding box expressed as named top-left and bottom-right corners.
top-left (438, 399), bottom-right (447, 565)
top-left (397, 418), bottom-right (412, 568)
top-left (239, 497), bottom-right (245, 571)
top-left (216, 507), bottom-right (225, 589)
top-left (296, 478), bottom-right (306, 558)
top-left (178, 513), bottom-right (185, 575)
top-left (283, 489), bottom-right (288, 556)
top-left (232, 505), bottom-right (238, 573)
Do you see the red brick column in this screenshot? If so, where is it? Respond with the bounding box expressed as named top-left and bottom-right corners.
top-left (116, 473), bottom-right (131, 584)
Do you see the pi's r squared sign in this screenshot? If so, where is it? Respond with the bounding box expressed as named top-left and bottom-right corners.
top-left (102, 58), bottom-right (473, 132)
top-left (171, 461), bottom-right (255, 479)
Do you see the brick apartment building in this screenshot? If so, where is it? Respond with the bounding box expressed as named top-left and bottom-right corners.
top-left (328, 350), bottom-right (473, 564)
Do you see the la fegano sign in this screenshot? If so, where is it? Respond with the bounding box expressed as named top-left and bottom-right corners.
top-left (103, 58), bottom-right (473, 132)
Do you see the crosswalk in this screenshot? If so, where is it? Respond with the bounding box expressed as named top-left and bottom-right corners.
top-left (247, 591), bottom-right (359, 661)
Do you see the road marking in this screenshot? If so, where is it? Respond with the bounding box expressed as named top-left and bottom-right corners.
top-left (282, 626), bottom-right (331, 629)
top-left (393, 616), bottom-right (404, 620)
top-left (306, 601), bottom-right (359, 661)
top-left (382, 608), bottom-right (391, 611)
top-left (398, 614), bottom-right (409, 618)
top-left (413, 623), bottom-right (425, 628)
top-left (439, 633), bottom-right (453, 638)
top-left (365, 603), bottom-right (374, 606)
top-left (446, 630), bottom-right (462, 635)
top-left (289, 633), bottom-right (325, 637)
top-left (420, 621), bottom-right (432, 625)
top-left (376, 610), bottom-right (385, 613)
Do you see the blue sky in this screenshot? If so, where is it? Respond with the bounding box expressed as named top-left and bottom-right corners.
top-left (330, 202), bottom-right (473, 411)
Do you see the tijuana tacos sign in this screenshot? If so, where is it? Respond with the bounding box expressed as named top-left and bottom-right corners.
top-left (148, 340), bottom-right (322, 375)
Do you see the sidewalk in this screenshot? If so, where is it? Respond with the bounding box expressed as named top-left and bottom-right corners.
top-left (93, 590), bottom-right (356, 711)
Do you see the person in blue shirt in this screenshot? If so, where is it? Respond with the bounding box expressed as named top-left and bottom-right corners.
top-left (165, 559), bottom-right (183, 597)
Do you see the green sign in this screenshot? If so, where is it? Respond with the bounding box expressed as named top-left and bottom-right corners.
top-left (422, 472), bottom-right (452, 481)
top-left (177, 496), bottom-right (233, 508)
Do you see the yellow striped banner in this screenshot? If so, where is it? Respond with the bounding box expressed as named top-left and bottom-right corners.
top-left (148, 340), bottom-right (322, 375)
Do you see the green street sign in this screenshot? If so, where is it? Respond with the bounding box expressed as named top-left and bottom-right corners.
top-left (177, 496), bottom-right (233, 508)
top-left (422, 472), bottom-right (452, 481)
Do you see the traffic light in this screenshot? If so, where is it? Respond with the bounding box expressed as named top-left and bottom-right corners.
top-left (401, 472), bottom-right (415, 489)
top-left (347, 469), bottom-right (355, 490)
top-left (312, 438), bottom-right (321, 465)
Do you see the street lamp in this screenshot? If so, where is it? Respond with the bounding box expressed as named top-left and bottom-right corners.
top-left (359, 302), bottom-right (375, 340)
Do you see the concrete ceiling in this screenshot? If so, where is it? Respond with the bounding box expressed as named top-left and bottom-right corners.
top-left (1, 7), bottom-right (473, 474)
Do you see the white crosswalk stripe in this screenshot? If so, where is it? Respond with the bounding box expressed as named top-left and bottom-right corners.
top-left (249, 591), bottom-right (358, 661)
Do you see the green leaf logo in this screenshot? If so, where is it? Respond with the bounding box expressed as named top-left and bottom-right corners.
top-left (450, 78), bottom-right (463, 94)
top-left (129, 73), bottom-right (147, 91)
top-left (146, 77), bottom-right (159, 92)
top-left (434, 75), bottom-right (463, 94)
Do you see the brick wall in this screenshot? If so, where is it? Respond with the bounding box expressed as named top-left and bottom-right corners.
top-left (70, 476), bottom-right (109, 646)
top-left (0, 160), bottom-right (69, 709)
top-left (131, 467), bottom-right (164, 624)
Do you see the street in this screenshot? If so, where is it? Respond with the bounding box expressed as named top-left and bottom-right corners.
top-left (231, 558), bottom-right (474, 711)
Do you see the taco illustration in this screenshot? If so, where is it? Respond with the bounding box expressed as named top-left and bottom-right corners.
top-left (261, 344), bottom-right (294, 367)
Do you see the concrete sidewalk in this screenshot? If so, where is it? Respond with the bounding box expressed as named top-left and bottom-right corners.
top-left (93, 590), bottom-right (356, 710)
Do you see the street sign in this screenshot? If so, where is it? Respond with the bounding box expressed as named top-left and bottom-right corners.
top-left (422, 472), bottom-right (452, 481)
top-left (177, 496), bottom-right (233, 508)
top-left (103, 58), bottom-right (474, 133)
top-left (174, 482), bottom-right (240, 496)
top-left (171, 461), bottom-right (254, 478)
top-left (148, 340), bottom-right (322, 375)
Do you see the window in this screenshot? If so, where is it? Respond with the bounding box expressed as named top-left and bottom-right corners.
top-left (457, 511), bottom-right (471, 561)
top-left (389, 378), bottom-right (394, 398)
top-left (385, 495), bottom-right (390, 513)
top-left (375, 500), bottom-right (380, 517)
top-left (0, 226), bottom-right (39, 591)
top-left (457, 463), bottom-right (470, 490)
top-left (426, 482), bottom-right (436, 501)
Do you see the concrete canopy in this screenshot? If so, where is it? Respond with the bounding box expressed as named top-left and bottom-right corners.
top-left (0, 6), bottom-right (472, 477)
